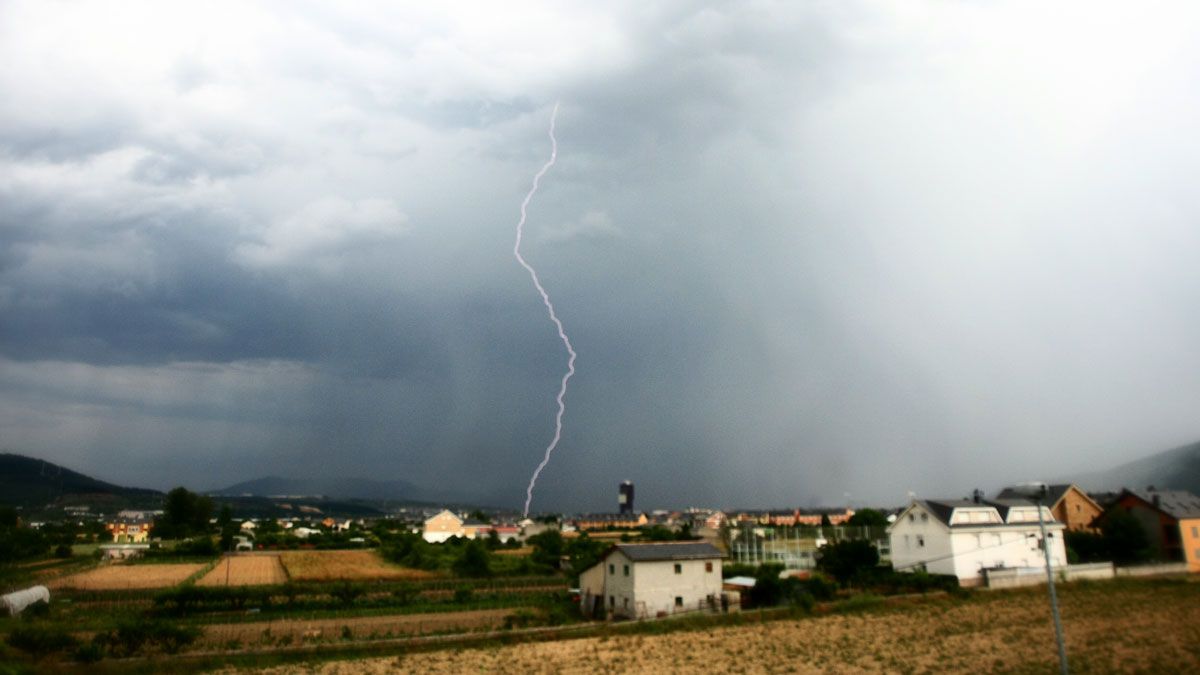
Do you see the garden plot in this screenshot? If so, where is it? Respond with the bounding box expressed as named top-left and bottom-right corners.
top-left (197, 555), bottom-right (287, 587)
top-left (279, 550), bottom-right (433, 582)
top-left (49, 563), bottom-right (206, 590)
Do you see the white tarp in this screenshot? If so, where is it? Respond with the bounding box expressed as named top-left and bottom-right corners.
top-left (2, 585), bottom-right (50, 616)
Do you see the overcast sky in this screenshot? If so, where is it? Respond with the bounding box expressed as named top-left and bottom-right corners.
top-left (3, 1), bottom-right (1199, 512)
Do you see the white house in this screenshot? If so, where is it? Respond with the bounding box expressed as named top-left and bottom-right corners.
top-left (578, 542), bottom-right (726, 619)
top-left (888, 496), bottom-right (1067, 587)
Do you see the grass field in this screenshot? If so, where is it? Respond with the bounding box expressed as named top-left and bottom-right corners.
top-left (48, 563), bottom-right (206, 590)
top-left (198, 555), bottom-right (288, 587)
top-left (251, 578), bottom-right (1200, 674)
top-left (280, 550), bottom-right (433, 582)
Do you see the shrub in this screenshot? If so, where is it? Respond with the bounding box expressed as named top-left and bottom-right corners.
top-left (453, 587), bottom-right (474, 604)
top-left (504, 608), bottom-right (539, 629)
top-left (331, 581), bottom-right (365, 606)
top-left (6, 626), bottom-right (78, 658)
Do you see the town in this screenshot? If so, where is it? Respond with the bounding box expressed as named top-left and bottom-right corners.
top-left (2, 451), bottom-right (1199, 670)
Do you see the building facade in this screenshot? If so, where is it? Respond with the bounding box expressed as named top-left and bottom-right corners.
top-left (888, 497), bottom-right (1067, 587)
top-left (1111, 488), bottom-right (1200, 572)
top-left (579, 542), bottom-right (725, 619)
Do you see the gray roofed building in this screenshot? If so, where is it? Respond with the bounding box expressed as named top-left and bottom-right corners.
top-left (609, 542), bottom-right (724, 562)
top-left (1126, 488), bottom-right (1200, 520)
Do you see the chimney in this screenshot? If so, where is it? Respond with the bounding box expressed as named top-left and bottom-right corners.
top-left (972, 489), bottom-right (983, 504)
top-left (1153, 494), bottom-right (1161, 508)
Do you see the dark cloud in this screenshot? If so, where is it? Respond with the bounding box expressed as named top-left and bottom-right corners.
top-left (1, 2), bottom-right (1199, 510)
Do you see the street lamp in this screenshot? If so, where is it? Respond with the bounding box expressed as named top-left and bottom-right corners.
top-left (1013, 481), bottom-right (1068, 675)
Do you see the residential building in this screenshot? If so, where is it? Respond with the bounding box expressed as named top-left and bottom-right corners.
top-left (106, 517), bottom-right (152, 543)
top-left (578, 542), bottom-right (726, 619)
top-left (1109, 488), bottom-right (1200, 572)
top-left (573, 513), bottom-right (649, 531)
top-left (423, 510), bottom-right (466, 543)
top-left (996, 484), bottom-right (1103, 532)
top-left (888, 496), bottom-right (1067, 587)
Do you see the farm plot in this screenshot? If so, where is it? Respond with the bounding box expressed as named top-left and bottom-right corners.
top-left (256, 579), bottom-right (1200, 674)
top-left (280, 550), bottom-right (433, 582)
top-left (49, 563), bottom-right (206, 590)
top-left (200, 608), bottom-right (511, 648)
top-left (197, 555), bottom-right (287, 587)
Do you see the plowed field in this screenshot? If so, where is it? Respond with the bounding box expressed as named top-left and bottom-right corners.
top-left (49, 563), bottom-right (205, 590)
top-left (197, 555), bottom-right (287, 586)
top-left (279, 550), bottom-right (432, 582)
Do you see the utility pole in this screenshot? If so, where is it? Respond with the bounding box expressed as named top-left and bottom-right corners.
top-left (1017, 482), bottom-right (1069, 675)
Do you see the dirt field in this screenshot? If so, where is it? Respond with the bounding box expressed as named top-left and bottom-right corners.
top-left (261, 579), bottom-right (1200, 674)
top-left (201, 608), bottom-right (512, 648)
top-left (197, 555), bottom-right (288, 587)
top-left (279, 550), bottom-right (432, 582)
top-left (48, 563), bottom-right (206, 590)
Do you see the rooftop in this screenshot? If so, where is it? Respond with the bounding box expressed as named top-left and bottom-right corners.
top-left (610, 541), bottom-right (724, 562)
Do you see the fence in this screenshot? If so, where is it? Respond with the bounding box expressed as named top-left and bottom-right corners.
top-left (985, 561), bottom-right (1189, 588)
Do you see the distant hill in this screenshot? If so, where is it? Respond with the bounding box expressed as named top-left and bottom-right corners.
top-left (208, 475), bottom-right (422, 501)
top-left (0, 452), bottom-right (162, 508)
top-left (1071, 440), bottom-right (1200, 495)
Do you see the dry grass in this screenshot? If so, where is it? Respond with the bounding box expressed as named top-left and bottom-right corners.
top-left (279, 550), bottom-right (433, 582)
top-left (197, 555), bottom-right (288, 587)
top-left (48, 563), bottom-right (205, 590)
top-left (259, 579), bottom-right (1200, 674)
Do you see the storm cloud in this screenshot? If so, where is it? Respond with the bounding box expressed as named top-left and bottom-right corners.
top-left (2, 1), bottom-right (1199, 511)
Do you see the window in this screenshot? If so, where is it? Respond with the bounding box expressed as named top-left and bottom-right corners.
top-left (1193, 526), bottom-right (1198, 538)
top-left (623, 564), bottom-right (629, 576)
top-left (609, 564), bottom-right (615, 575)
top-left (675, 596), bottom-right (683, 607)
top-left (917, 535), bottom-right (925, 548)
top-left (920, 513), bottom-right (928, 522)
top-left (908, 513), bottom-right (914, 522)
top-left (623, 597), bottom-right (629, 609)
top-left (705, 561), bottom-right (713, 573)
top-left (609, 595), bottom-right (614, 608)
top-left (674, 563), bottom-right (682, 574)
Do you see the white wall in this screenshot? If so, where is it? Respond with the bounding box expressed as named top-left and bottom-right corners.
top-left (630, 556), bottom-right (722, 618)
top-left (580, 551), bottom-right (723, 619)
top-left (888, 503), bottom-right (1067, 585)
top-left (889, 507), bottom-right (954, 576)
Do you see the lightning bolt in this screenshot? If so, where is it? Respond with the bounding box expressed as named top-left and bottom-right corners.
top-left (515, 102), bottom-right (575, 517)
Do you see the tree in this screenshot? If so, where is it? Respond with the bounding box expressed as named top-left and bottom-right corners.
top-left (847, 508), bottom-right (888, 527)
top-left (527, 529), bottom-right (564, 569)
top-left (469, 509), bottom-right (492, 524)
top-left (1099, 509), bottom-right (1153, 565)
top-left (217, 505), bottom-right (236, 552)
top-left (819, 514), bottom-right (833, 528)
top-left (452, 539), bottom-right (492, 578)
top-left (816, 539), bottom-right (880, 586)
top-left (156, 487), bottom-right (214, 539)
top-left (565, 533), bottom-right (608, 578)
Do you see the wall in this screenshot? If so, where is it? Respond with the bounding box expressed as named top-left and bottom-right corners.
top-left (1178, 518), bottom-right (1200, 572)
top-left (1054, 488), bottom-right (1102, 532)
top-left (889, 507), bottom-right (954, 576)
top-left (1115, 562), bottom-right (1189, 577)
top-left (630, 556), bottom-right (722, 618)
top-left (948, 526), bottom-right (1067, 584)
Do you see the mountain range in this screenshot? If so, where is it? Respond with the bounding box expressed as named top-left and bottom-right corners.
top-left (206, 475), bottom-right (424, 501)
top-left (0, 452), bottom-right (162, 509)
top-left (1067, 440), bottom-right (1200, 496)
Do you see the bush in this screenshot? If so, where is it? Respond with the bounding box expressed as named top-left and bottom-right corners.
top-left (73, 642), bottom-right (104, 664)
top-left (92, 620), bottom-right (199, 657)
top-left (331, 581), bottom-right (365, 606)
top-left (53, 543), bottom-right (73, 559)
top-left (6, 626), bottom-right (78, 658)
